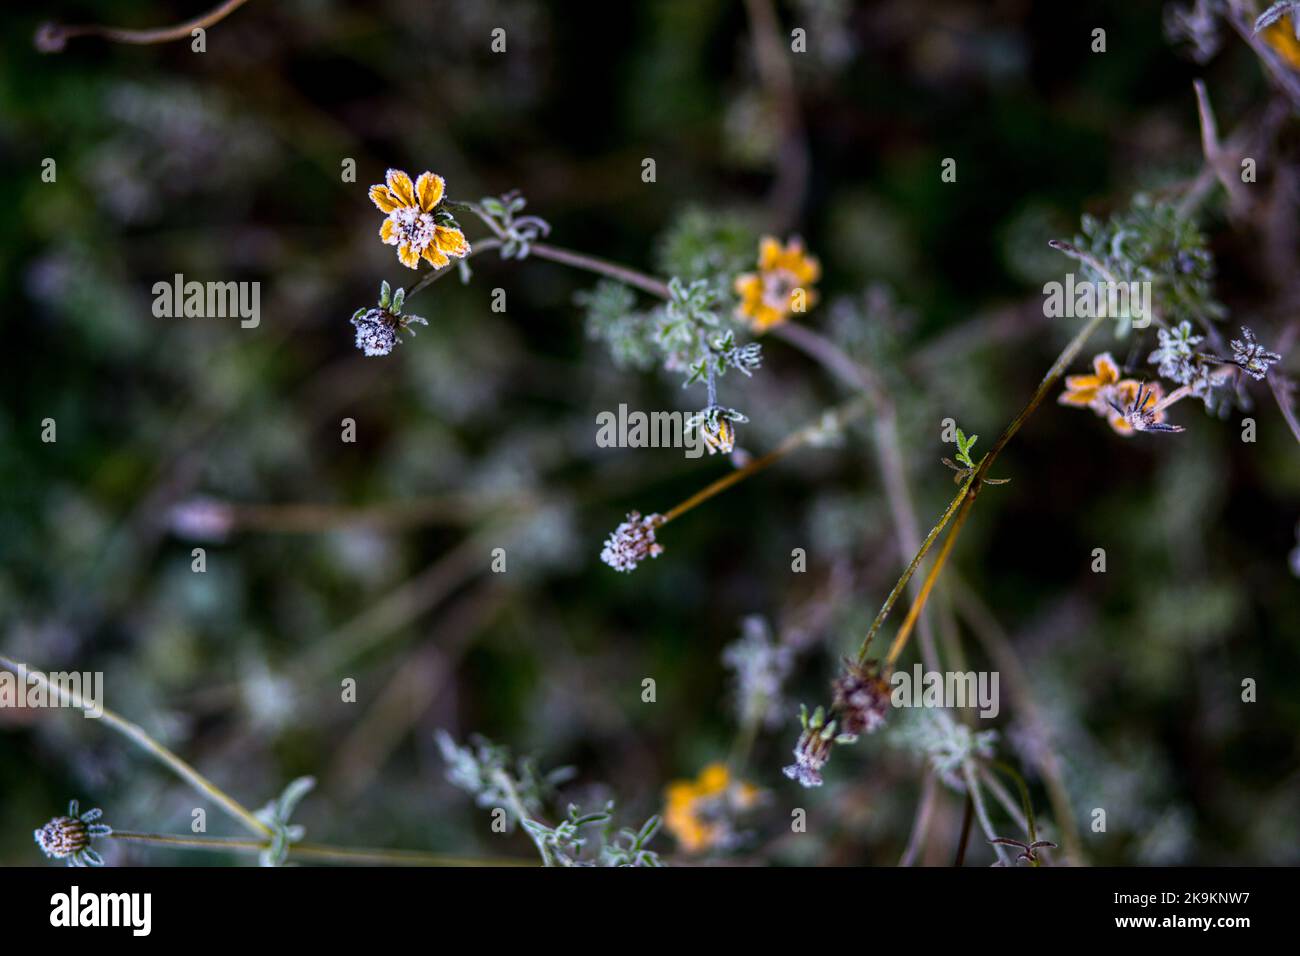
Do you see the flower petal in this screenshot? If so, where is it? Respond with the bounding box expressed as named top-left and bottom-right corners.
top-left (1092, 352), bottom-right (1119, 384)
top-left (397, 243), bottom-right (420, 269)
top-left (751, 304), bottom-right (785, 332)
top-left (386, 169), bottom-right (416, 207)
top-left (416, 172), bottom-right (445, 211)
top-left (434, 225), bottom-right (470, 258)
top-left (1058, 388), bottom-right (1096, 407)
top-left (697, 764), bottom-right (730, 794)
top-left (1064, 373), bottom-right (1101, 392)
top-left (369, 185), bottom-right (399, 213)
top-left (758, 236), bottom-right (782, 271)
top-left (734, 273), bottom-right (761, 298)
top-left (422, 244), bottom-right (451, 268)
top-left (379, 218), bottom-right (398, 244)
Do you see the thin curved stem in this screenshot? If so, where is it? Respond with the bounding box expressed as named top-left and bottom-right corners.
top-left (770, 321), bottom-right (943, 671)
top-left (660, 394), bottom-right (871, 525)
top-left (883, 479), bottom-right (978, 667)
top-left (899, 771), bottom-right (938, 867)
top-left (37, 0), bottom-right (250, 52)
top-left (856, 474), bottom-right (975, 663)
top-left (528, 243), bottom-right (672, 299)
top-left (869, 306), bottom-right (1111, 670)
top-left (964, 763), bottom-right (1012, 866)
top-left (949, 574), bottom-right (1085, 864)
top-left (0, 654), bottom-right (271, 839)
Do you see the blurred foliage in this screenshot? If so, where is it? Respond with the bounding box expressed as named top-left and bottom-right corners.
top-left (2, 0), bottom-right (1299, 867)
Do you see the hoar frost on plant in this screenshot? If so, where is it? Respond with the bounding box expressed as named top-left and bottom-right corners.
top-left (722, 616), bottom-right (794, 730)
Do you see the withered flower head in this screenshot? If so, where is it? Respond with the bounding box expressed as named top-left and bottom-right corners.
top-left (783, 704), bottom-right (856, 788)
top-left (600, 511), bottom-right (665, 572)
top-left (34, 800), bottom-right (111, 867)
top-left (351, 282), bottom-right (427, 357)
top-left (1230, 326), bottom-right (1282, 381)
top-left (833, 659), bottom-right (892, 736)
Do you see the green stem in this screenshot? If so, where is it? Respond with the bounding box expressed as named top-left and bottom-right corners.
top-left (109, 831), bottom-right (533, 866)
top-left (856, 474), bottom-right (976, 663)
top-left (964, 762), bottom-right (1012, 866)
top-left (491, 769), bottom-right (554, 867)
top-left (864, 307), bottom-right (1111, 670)
top-left (0, 654), bottom-right (272, 839)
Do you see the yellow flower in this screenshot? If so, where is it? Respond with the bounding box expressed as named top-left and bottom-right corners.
top-left (734, 236), bottom-right (821, 332)
top-left (369, 168), bottom-right (471, 270)
top-left (1262, 15), bottom-right (1300, 70)
top-left (1059, 353), bottom-right (1167, 437)
top-left (663, 762), bottom-right (760, 854)
top-left (1058, 352), bottom-right (1122, 410)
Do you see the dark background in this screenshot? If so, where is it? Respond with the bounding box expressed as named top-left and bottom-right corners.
top-left (1, 0), bottom-right (1297, 866)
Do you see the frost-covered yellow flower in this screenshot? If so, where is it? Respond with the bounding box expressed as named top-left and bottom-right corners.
top-left (734, 236), bottom-right (820, 332)
top-left (1059, 352), bottom-right (1122, 411)
top-left (1059, 353), bottom-right (1168, 436)
top-left (1262, 15), bottom-right (1300, 70)
top-left (369, 168), bottom-right (471, 270)
top-left (663, 762), bottom-right (759, 854)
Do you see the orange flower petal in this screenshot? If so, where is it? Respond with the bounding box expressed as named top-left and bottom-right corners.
top-left (1092, 352), bottom-right (1119, 384)
top-left (1264, 17), bottom-right (1300, 70)
top-left (369, 185), bottom-right (399, 214)
top-left (734, 273), bottom-right (761, 297)
top-left (758, 236), bottom-right (782, 271)
top-left (1058, 388), bottom-right (1096, 407)
top-left (752, 304), bottom-right (786, 332)
top-left (385, 169), bottom-right (416, 207)
top-left (397, 243), bottom-right (420, 269)
top-left (379, 219), bottom-right (398, 244)
top-left (421, 245), bottom-right (451, 268)
top-left (1064, 373), bottom-right (1101, 391)
top-left (416, 172), bottom-right (445, 211)
top-left (434, 226), bottom-right (470, 258)
top-left (697, 764), bottom-right (730, 794)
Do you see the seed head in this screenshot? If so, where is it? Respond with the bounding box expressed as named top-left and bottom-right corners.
top-left (34, 800), bottom-right (111, 867)
top-left (600, 511), bottom-right (665, 572)
top-left (34, 816), bottom-right (87, 860)
top-left (832, 660), bottom-right (892, 736)
top-left (783, 704), bottom-right (856, 788)
top-left (1229, 326), bottom-right (1282, 381)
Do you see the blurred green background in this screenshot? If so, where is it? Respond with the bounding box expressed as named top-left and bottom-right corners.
top-left (1, 0), bottom-right (1298, 866)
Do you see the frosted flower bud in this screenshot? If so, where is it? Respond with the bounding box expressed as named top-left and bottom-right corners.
top-left (832, 661), bottom-right (892, 736)
top-left (600, 511), bottom-right (665, 572)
